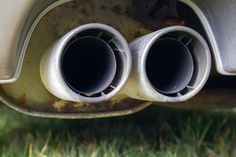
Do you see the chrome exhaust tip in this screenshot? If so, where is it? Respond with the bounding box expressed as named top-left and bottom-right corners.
top-left (125, 26), bottom-right (211, 102)
top-left (40, 23), bottom-right (131, 103)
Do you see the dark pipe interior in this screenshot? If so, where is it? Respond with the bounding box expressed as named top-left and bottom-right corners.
top-left (146, 38), bottom-right (194, 95)
top-left (61, 36), bottom-right (117, 95)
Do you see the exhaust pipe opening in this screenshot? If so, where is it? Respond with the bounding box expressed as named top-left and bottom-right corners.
top-left (40, 23), bottom-right (131, 103)
top-left (146, 38), bottom-right (194, 95)
top-left (61, 36), bottom-right (117, 95)
top-left (144, 28), bottom-right (211, 100)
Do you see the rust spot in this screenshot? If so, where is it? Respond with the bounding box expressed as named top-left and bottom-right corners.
top-left (101, 5), bottom-right (107, 10)
top-left (18, 94), bottom-right (27, 106)
top-left (124, 7), bottom-right (132, 17)
top-left (81, 8), bottom-right (88, 16)
top-left (164, 17), bottom-right (185, 26)
top-left (72, 1), bottom-right (79, 9)
top-left (111, 6), bottom-right (122, 15)
top-left (133, 31), bottom-right (143, 39)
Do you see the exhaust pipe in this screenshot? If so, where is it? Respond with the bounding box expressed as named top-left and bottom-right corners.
top-left (123, 26), bottom-right (211, 102)
top-left (40, 23), bottom-right (131, 103)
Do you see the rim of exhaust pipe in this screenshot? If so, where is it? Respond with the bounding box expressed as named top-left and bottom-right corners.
top-left (40, 23), bottom-right (131, 103)
top-left (127, 26), bottom-right (211, 102)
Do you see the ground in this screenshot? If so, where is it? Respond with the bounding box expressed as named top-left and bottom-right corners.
top-left (0, 104), bottom-right (236, 157)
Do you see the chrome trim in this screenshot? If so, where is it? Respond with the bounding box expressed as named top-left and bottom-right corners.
top-left (123, 26), bottom-right (211, 102)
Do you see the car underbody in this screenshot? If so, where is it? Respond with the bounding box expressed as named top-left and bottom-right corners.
top-left (0, 0), bottom-right (236, 119)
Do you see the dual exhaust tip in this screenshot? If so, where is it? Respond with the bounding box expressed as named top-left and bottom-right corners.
top-left (40, 23), bottom-right (211, 103)
top-left (40, 24), bottom-right (131, 103)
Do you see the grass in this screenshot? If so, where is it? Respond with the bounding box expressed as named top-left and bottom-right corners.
top-left (1, 104), bottom-right (236, 157)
